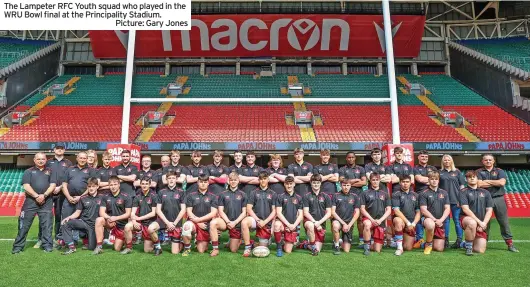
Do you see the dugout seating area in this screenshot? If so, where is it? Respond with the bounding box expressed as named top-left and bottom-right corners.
top-left (459, 37), bottom-right (530, 72)
top-left (0, 38), bottom-right (54, 69)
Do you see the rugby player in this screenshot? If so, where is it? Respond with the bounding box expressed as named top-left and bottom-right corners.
top-left (133, 155), bottom-right (157, 189)
top-left (273, 176), bottom-right (302, 257)
top-left (159, 150), bottom-right (187, 190)
top-left (207, 150), bottom-right (229, 195)
top-left (239, 151), bottom-right (264, 196)
top-left (331, 178), bottom-right (360, 255)
top-left (288, 148), bottom-right (313, 197)
top-left (114, 149), bottom-right (138, 197)
top-left (266, 154), bottom-right (288, 195)
top-left (392, 175), bottom-right (420, 255)
top-left (185, 150), bottom-right (210, 194)
top-left (360, 173), bottom-right (391, 256)
top-left (412, 150), bottom-right (437, 248)
top-left (302, 174), bottom-right (332, 256)
top-left (313, 149), bottom-right (339, 196)
top-left (96, 152), bottom-right (114, 196)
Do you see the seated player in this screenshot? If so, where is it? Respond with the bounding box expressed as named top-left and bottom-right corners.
top-left (360, 173), bottom-right (391, 256)
top-left (241, 171), bottom-right (277, 257)
top-left (182, 175), bottom-right (218, 256)
top-left (331, 178), bottom-right (360, 255)
top-left (209, 172), bottom-right (247, 256)
top-left (148, 171), bottom-right (186, 256)
top-left (273, 176), bottom-right (303, 257)
top-left (420, 171), bottom-right (450, 255)
top-left (392, 175), bottom-right (421, 256)
top-left (460, 171), bottom-right (493, 256)
top-left (93, 176), bottom-right (132, 254)
top-left (303, 174), bottom-right (332, 256)
top-left (60, 177), bottom-right (101, 255)
top-left (122, 177), bottom-right (158, 254)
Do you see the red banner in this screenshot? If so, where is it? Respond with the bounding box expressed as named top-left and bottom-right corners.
top-left (106, 144), bottom-right (141, 169)
top-left (89, 14), bottom-right (425, 58)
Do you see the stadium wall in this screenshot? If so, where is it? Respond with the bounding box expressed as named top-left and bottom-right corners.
top-left (449, 47), bottom-right (530, 124)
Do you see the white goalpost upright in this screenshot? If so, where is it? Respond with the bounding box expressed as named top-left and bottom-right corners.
top-left (120, 0), bottom-right (401, 145)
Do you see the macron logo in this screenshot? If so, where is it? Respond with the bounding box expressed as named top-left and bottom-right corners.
top-left (373, 21), bottom-right (402, 53)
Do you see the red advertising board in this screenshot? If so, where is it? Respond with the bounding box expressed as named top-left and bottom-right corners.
top-left (89, 14), bottom-right (425, 58)
top-left (106, 144), bottom-right (141, 169)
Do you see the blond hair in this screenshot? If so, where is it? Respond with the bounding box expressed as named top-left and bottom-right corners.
top-left (441, 154), bottom-right (456, 172)
top-left (87, 149), bottom-right (98, 169)
top-left (268, 154), bottom-right (283, 168)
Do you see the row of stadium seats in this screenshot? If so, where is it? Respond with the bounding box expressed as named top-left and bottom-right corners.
top-left (460, 37), bottom-right (530, 72)
top-left (0, 38), bottom-right (53, 69)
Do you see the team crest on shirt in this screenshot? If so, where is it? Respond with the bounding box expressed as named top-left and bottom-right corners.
top-left (427, 168), bottom-right (432, 172)
top-left (411, 196), bottom-right (416, 201)
top-left (173, 194), bottom-right (179, 199)
top-left (146, 198), bottom-right (152, 204)
top-left (292, 198), bottom-right (298, 204)
top-left (44, 170), bottom-right (50, 176)
top-left (328, 166), bottom-right (333, 171)
top-left (438, 194), bottom-right (445, 199)
top-left (404, 167), bottom-right (408, 171)
top-left (176, 168), bottom-right (181, 173)
top-left (218, 167), bottom-right (223, 173)
top-left (127, 168), bottom-right (131, 172)
top-left (236, 195), bottom-right (242, 200)
top-left (204, 197), bottom-right (210, 203)
top-left (348, 199), bottom-right (354, 204)
top-left (479, 192), bottom-right (485, 197)
top-left (62, 162), bottom-right (66, 167)
top-left (117, 198), bottom-right (124, 204)
top-left (253, 168), bottom-right (258, 173)
top-left (379, 167), bottom-right (385, 172)
top-left (355, 169), bottom-right (360, 174)
top-left (279, 170), bottom-right (284, 174)
top-left (96, 199), bottom-right (101, 205)
top-left (147, 172), bottom-right (152, 177)
top-left (318, 196), bottom-right (324, 203)
top-left (302, 166), bottom-right (308, 170)
top-left (267, 194), bottom-right (272, 200)
top-left (492, 171), bottom-right (497, 176)
top-left (451, 172), bottom-right (456, 177)
top-left (379, 195), bottom-right (385, 200)
top-left (84, 201), bottom-right (90, 208)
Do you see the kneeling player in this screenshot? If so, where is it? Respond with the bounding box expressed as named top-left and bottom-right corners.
top-left (360, 173), bottom-right (391, 256)
top-left (392, 175), bottom-right (420, 256)
top-left (148, 171), bottom-right (186, 256)
top-left (122, 177), bottom-right (158, 254)
top-left (209, 172), bottom-right (247, 256)
top-left (93, 176), bottom-right (132, 254)
top-left (273, 176), bottom-right (302, 257)
top-left (182, 175), bottom-right (218, 256)
top-left (241, 171), bottom-right (277, 257)
top-left (331, 179), bottom-right (360, 255)
top-left (420, 171), bottom-right (450, 254)
top-left (60, 177), bottom-right (101, 254)
top-left (460, 171), bottom-right (493, 256)
top-left (303, 174), bottom-right (332, 256)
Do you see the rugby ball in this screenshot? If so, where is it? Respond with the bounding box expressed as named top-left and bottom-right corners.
top-left (252, 246), bottom-right (270, 258)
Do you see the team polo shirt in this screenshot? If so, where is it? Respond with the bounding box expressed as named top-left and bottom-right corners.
top-left (229, 164), bottom-right (246, 175)
top-left (133, 191), bottom-right (158, 226)
top-left (22, 166), bottom-right (58, 203)
top-left (266, 167), bottom-right (287, 194)
top-left (386, 161), bottom-right (413, 192)
top-left (157, 186), bottom-right (186, 226)
top-left (439, 169), bottom-right (465, 204)
top-left (288, 161), bottom-right (313, 196)
top-left (419, 188), bottom-right (450, 219)
top-left (96, 166), bottom-right (114, 183)
top-left (218, 189), bottom-right (247, 227)
top-left (364, 162), bottom-right (389, 192)
top-left (158, 164), bottom-right (188, 190)
top-left (338, 164), bottom-right (366, 195)
top-left (46, 157), bottom-right (72, 185)
top-left (240, 164), bottom-right (265, 196)
top-left (76, 195), bottom-right (101, 226)
top-left (391, 190), bottom-right (419, 222)
top-left (459, 187), bottom-right (493, 221)
top-left (248, 187), bottom-right (276, 226)
top-left (136, 168), bottom-right (158, 183)
top-left (361, 188), bottom-right (391, 221)
top-left (64, 165), bottom-right (97, 196)
top-left (303, 191), bottom-right (332, 227)
top-left (186, 165), bottom-right (210, 194)
top-left (313, 163), bottom-right (339, 195)
top-left (113, 163), bottom-right (138, 197)
top-left (476, 167), bottom-right (507, 198)
top-left (207, 163), bottom-right (230, 195)
top-left (276, 192), bottom-right (303, 224)
top-left (333, 192), bottom-right (360, 223)
top-left (413, 164), bottom-right (438, 192)
top-left (185, 191), bottom-right (218, 218)
top-left (103, 192), bottom-right (133, 229)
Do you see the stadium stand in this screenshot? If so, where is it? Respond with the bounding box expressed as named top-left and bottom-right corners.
top-left (0, 38), bottom-right (54, 69)
top-left (459, 37), bottom-right (530, 72)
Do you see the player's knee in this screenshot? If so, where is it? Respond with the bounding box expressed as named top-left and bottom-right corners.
top-left (363, 221), bottom-right (372, 231)
top-left (95, 217), bottom-right (105, 225)
top-left (332, 221), bottom-right (340, 232)
top-left (241, 218), bottom-right (251, 228)
top-left (273, 221), bottom-right (282, 231)
top-left (468, 220), bottom-right (477, 229)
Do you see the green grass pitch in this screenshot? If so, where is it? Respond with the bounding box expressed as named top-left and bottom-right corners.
top-left (0, 217), bottom-right (529, 287)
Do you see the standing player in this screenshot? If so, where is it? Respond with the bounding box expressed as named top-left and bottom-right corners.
top-left (122, 177), bottom-right (158, 254)
top-left (273, 176), bottom-right (302, 257)
top-left (360, 173), bottom-right (391, 256)
top-left (477, 154), bottom-right (518, 252)
top-left (93, 176), bottom-right (133, 254)
top-left (241, 171), bottom-right (277, 257)
top-left (114, 149), bottom-right (138, 197)
top-left (419, 171), bottom-right (450, 255)
top-left (209, 172), bottom-right (247, 256)
top-left (185, 150), bottom-right (210, 194)
top-left (159, 150), bottom-right (187, 190)
top-left (460, 171), bottom-right (493, 256)
top-left (331, 179), bottom-right (360, 255)
top-left (148, 171), bottom-right (186, 256)
top-left (392, 176), bottom-right (421, 255)
top-left (439, 154), bottom-right (465, 248)
top-left (133, 155), bottom-right (158, 190)
top-left (60, 177), bottom-right (101, 254)
top-left (313, 149), bottom-right (339, 196)
top-left (229, 150), bottom-right (246, 175)
top-left (96, 152), bottom-right (114, 196)
top-left (386, 147), bottom-right (414, 192)
top-left (12, 153), bottom-right (57, 254)
top-left (365, 148), bottom-right (392, 192)
top-left (182, 175), bottom-right (218, 256)
top-left (239, 151), bottom-right (264, 196)
top-left (288, 148), bottom-right (313, 197)
top-left (412, 150), bottom-right (437, 248)
top-left (207, 150), bottom-right (229, 195)
top-left (267, 154), bottom-right (288, 195)
top-left (303, 174), bottom-right (332, 256)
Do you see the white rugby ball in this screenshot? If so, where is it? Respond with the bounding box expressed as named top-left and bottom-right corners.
top-left (252, 246), bottom-right (270, 258)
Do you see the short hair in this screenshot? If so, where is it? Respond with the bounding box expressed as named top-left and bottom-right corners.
top-left (399, 175), bottom-right (411, 182)
top-left (102, 151), bottom-right (112, 159)
top-left (170, 150), bottom-right (180, 156)
top-left (246, 150), bottom-right (256, 157)
top-left (140, 176), bottom-right (152, 183)
top-left (121, 149), bottom-right (131, 155)
top-left (284, 176), bottom-right (295, 183)
top-left (268, 154), bottom-right (283, 168)
top-left (294, 147), bottom-right (304, 154)
top-left (339, 176), bottom-right (349, 184)
top-left (394, 146), bottom-right (404, 153)
top-left (87, 177), bottom-right (99, 187)
top-left (142, 155), bottom-right (151, 160)
top-left (213, 150), bottom-right (223, 157)
top-left (258, 171), bottom-right (269, 179)
top-left (192, 150), bottom-right (201, 157)
top-left (465, 170), bottom-right (478, 178)
top-left (427, 170), bottom-right (440, 180)
top-left (482, 153), bottom-right (495, 160)
top-left (109, 176), bottom-right (120, 183)
top-left (228, 171), bottom-right (239, 180)
top-left (346, 151), bottom-right (356, 157)
top-left (310, 174), bottom-right (322, 182)
top-left (166, 171), bottom-right (178, 178)
top-left (370, 173), bottom-right (380, 180)
top-left (371, 148), bottom-right (381, 155)
top-left (320, 149), bottom-right (330, 156)
top-left (234, 150), bottom-right (243, 155)
top-left (418, 150), bottom-right (429, 155)
top-left (198, 174), bottom-right (209, 182)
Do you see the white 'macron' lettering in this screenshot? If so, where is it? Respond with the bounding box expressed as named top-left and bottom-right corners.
top-left (211, 19), bottom-right (238, 51)
top-left (321, 19), bottom-right (349, 51)
top-left (181, 19), bottom-right (209, 51)
top-left (269, 19), bottom-right (292, 50)
top-left (240, 19), bottom-right (268, 51)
